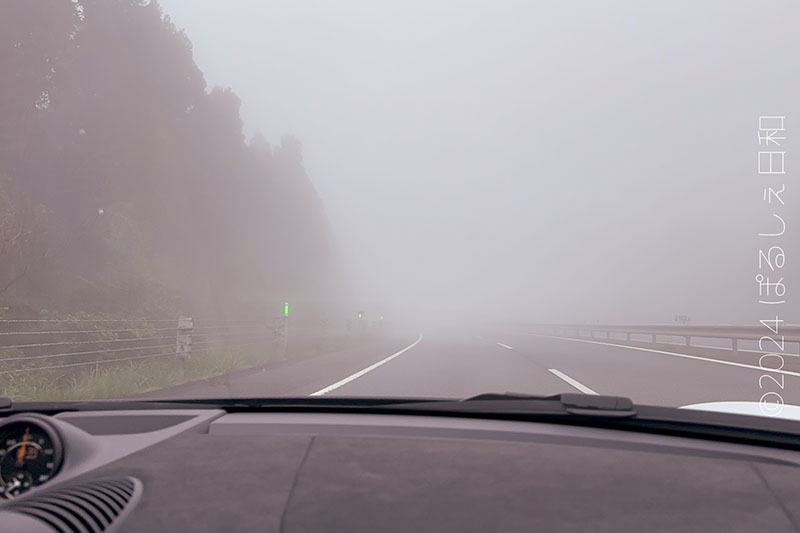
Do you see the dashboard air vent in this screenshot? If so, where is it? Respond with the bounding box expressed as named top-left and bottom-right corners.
top-left (0, 476), bottom-right (143, 533)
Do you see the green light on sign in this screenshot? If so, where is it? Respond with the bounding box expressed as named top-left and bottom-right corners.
top-left (283, 302), bottom-right (290, 317)
top-left (357, 312), bottom-right (363, 319)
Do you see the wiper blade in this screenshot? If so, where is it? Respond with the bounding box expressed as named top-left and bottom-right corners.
top-left (462, 393), bottom-right (637, 418)
top-left (123, 393), bottom-right (637, 418)
top-left (389, 392), bottom-right (638, 419)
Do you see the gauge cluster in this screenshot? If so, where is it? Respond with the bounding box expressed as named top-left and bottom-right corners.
top-left (0, 408), bottom-right (222, 502)
top-left (0, 415), bottom-right (64, 499)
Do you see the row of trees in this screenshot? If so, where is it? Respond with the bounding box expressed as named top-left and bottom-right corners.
top-left (0, 0), bottom-right (343, 319)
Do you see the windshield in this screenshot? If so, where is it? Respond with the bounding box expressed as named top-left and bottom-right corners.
top-left (1, 1), bottom-right (798, 420)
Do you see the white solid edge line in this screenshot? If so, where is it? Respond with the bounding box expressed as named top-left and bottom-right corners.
top-left (496, 342), bottom-right (513, 350)
top-left (624, 339), bottom-right (797, 357)
top-left (310, 334), bottom-right (424, 396)
top-left (694, 344), bottom-right (798, 357)
top-left (528, 333), bottom-right (800, 377)
top-left (547, 368), bottom-right (598, 395)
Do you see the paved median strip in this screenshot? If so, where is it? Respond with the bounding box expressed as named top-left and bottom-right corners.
top-left (310, 334), bottom-right (424, 396)
top-left (547, 368), bottom-right (598, 395)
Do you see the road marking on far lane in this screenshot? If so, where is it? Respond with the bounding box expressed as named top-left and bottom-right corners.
top-left (310, 334), bottom-right (423, 396)
top-left (496, 342), bottom-right (513, 350)
top-left (548, 369), bottom-right (598, 395)
top-left (527, 333), bottom-right (800, 378)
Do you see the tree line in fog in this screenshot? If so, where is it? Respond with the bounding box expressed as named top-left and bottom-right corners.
top-left (0, 0), bottom-right (343, 320)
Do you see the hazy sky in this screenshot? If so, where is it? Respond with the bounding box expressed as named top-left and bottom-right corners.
top-left (158, 0), bottom-right (799, 324)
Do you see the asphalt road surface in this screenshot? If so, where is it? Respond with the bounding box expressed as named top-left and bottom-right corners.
top-left (140, 328), bottom-right (800, 408)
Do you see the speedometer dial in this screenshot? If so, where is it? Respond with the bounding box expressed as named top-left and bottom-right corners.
top-left (0, 416), bottom-right (64, 499)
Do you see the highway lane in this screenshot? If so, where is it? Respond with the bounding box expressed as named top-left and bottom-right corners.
top-left (307, 330), bottom-right (800, 408)
top-left (497, 332), bottom-right (800, 407)
top-left (138, 335), bottom-right (421, 400)
top-left (318, 333), bottom-right (572, 398)
top-left (140, 328), bottom-right (800, 410)
top-left (327, 331), bottom-right (800, 407)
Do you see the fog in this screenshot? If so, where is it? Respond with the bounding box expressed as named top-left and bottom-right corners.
top-left (159, 0), bottom-right (799, 326)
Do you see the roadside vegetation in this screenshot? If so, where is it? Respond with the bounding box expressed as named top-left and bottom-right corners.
top-left (0, 0), bottom-right (357, 402)
top-left (1, 0), bottom-right (345, 324)
top-left (2, 329), bottom-right (385, 402)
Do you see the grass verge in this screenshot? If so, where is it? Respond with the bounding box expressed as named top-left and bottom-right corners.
top-left (2, 332), bottom-right (383, 402)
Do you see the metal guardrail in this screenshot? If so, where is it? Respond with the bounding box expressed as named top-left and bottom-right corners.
top-left (0, 315), bottom-right (376, 383)
top-left (529, 323), bottom-right (800, 354)
top-left (0, 317), bottom-right (275, 380)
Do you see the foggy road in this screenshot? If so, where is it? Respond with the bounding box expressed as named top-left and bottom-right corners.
top-left (142, 330), bottom-right (800, 409)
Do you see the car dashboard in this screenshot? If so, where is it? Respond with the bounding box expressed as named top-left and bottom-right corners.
top-left (2, 406), bottom-right (800, 532)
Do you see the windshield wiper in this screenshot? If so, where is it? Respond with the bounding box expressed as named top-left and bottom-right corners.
top-left (459, 393), bottom-right (637, 418)
top-left (118, 393), bottom-right (637, 419)
top-left (0, 393), bottom-right (636, 421)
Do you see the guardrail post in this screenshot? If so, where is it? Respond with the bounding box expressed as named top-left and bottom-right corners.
top-left (176, 316), bottom-right (193, 383)
top-left (684, 336), bottom-right (690, 347)
top-left (625, 332), bottom-right (630, 342)
top-left (732, 338), bottom-right (738, 354)
top-left (652, 333), bottom-right (657, 344)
